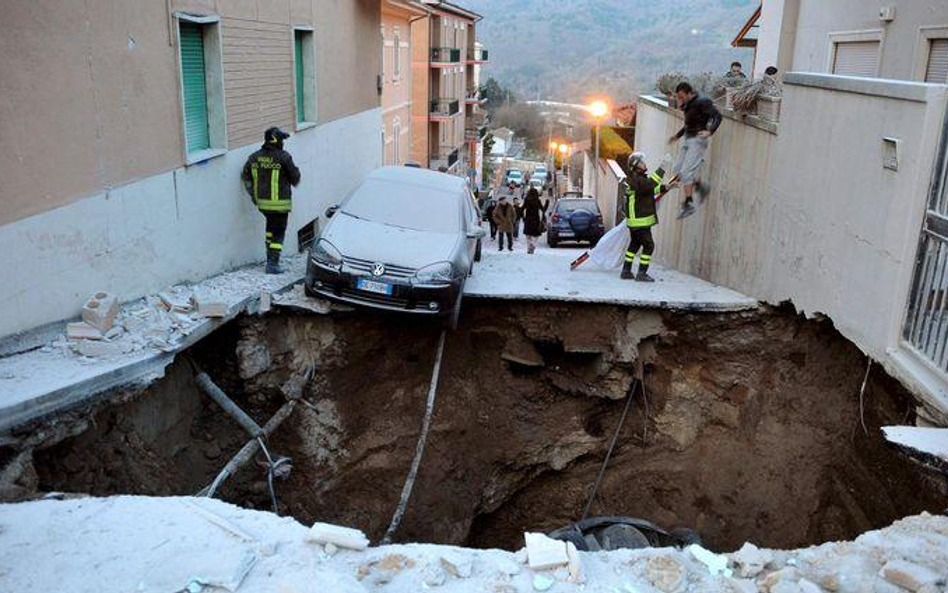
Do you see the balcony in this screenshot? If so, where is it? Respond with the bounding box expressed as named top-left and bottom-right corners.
top-left (431, 47), bottom-right (461, 65)
top-left (464, 87), bottom-right (486, 105)
top-left (430, 145), bottom-right (460, 171)
top-left (430, 98), bottom-right (460, 119)
top-left (467, 47), bottom-right (489, 63)
top-left (465, 112), bottom-right (489, 140)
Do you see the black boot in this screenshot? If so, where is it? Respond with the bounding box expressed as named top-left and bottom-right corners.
top-left (620, 261), bottom-right (634, 280)
top-left (635, 269), bottom-right (655, 282)
top-left (265, 251), bottom-right (284, 275)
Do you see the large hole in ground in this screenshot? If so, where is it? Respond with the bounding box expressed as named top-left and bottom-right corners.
top-left (23, 301), bottom-right (947, 552)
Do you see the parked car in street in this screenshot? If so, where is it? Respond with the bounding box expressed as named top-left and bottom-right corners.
top-left (306, 166), bottom-right (485, 328)
top-left (547, 197), bottom-right (604, 247)
top-left (505, 168), bottom-right (524, 187)
top-left (528, 177), bottom-right (544, 193)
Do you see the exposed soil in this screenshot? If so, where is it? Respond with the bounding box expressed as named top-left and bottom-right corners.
top-left (18, 301), bottom-right (948, 552)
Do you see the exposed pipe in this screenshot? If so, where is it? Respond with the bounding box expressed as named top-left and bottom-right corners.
top-left (199, 399), bottom-right (297, 498)
top-left (381, 329), bottom-right (447, 545)
top-left (194, 371), bottom-right (263, 439)
top-left (581, 378), bottom-right (638, 521)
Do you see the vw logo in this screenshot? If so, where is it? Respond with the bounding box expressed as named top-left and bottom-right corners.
top-left (372, 263), bottom-right (386, 277)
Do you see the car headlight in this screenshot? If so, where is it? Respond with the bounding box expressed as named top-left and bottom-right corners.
top-left (414, 261), bottom-right (456, 285)
top-left (311, 239), bottom-right (343, 268)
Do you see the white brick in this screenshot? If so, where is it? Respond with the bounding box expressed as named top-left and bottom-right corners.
top-left (81, 291), bottom-right (120, 332)
top-left (190, 291), bottom-right (228, 318)
top-left (305, 522), bottom-right (369, 550)
top-left (524, 532), bottom-right (569, 571)
top-left (881, 559), bottom-right (941, 592)
top-left (66, 321), bottom-right (103, 341)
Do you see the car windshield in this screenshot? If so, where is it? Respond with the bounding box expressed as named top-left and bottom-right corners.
top-left (557, 199), bottom-right (600, 214)
top-left (341, 179), bottom-right (460, 233)
top-left (508, 171), bottom-right (522, 179)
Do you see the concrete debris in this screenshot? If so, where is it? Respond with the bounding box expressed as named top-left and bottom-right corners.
top-left (305, 522), bottom-right (369, 550)
top-left (191, 290), bottom-right (228, 318)
top-left (880, 559), bottom-right (943, 591)
top-left (501, 334), bottom-right (545, 367)
top-left (645, 555), bottom-right (686, 592)
top-left (259, 290), bottom-right (272, 314)
top-left (440, 552), bottom-right (474, 578)
top-left (524, 532), bottom-right (569, 571)
top-left (687, 544), bottom-right (732, 577)
top-left (532, 573), bottom-right (555, 591)
top-left (81, 291), bottom-right (120, 332)
top-left (565, 541), bottom-right (583, 583)
top-left (422, 563), bottom-right (447, 587)
top-left (728, 577), bottom-right (758, 593)
top-left (158, 290), bottom-right (193, 313)
top-left (74, 339), bottom-right (130, 358)
top-left (731, 542), bottom-right (772, 577)
top-left (323, 543), bottom-right (338, 557)
top-left (66, 321), bottom-right (103, 341)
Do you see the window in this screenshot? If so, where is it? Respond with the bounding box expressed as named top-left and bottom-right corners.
top-left (926, 38), bottom-right (948, 83)
top-left (393, 121), bottom-right (401, 164)
top-left (176, 14), bottom-right (226, 161)
top-left (393, 33), bottom-right (401, 80)
top-left (293, 28), bottom-right (316, 127)
top-left (828, 30), bottom-right (883, 78)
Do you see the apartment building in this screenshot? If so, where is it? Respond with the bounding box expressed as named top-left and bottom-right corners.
top-left (381, 1), bottom-right (428, 166)
top-left (0, 1), bottom-right (383, 338)
top-left (409, 1), bottom-right (488, 181)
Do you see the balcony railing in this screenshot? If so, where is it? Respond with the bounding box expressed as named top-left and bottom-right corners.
top-left (468, 47), bottom-right (489, 62)
top-left (430, 146), bottom-right (460, 170)
top-left (431, 47), bottom-right (461, 63)
top-left (430, 98), bottom-right (460, 117)
top-left (464, 87), bottom-right (483, 103)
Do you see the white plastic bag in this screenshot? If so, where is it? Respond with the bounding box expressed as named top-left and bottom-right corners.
top-left (586, 224), bottom-right (629, 270)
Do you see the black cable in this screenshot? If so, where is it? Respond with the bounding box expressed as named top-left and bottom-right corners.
top-left (581, 378), bottom-right (637, 521)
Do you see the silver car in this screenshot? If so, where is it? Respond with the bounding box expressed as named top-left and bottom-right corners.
top-left (305, 166), bottom-right (485, 328)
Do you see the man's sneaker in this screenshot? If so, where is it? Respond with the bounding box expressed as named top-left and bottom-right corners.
top-left (695, 181), bottom-right (710, 203)
top-left (677, 203), bottom-right (696, 219)
top-left (635, 271), bottom-right (655, 283)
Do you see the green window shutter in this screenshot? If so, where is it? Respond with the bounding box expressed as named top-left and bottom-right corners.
top-left (179, 22), bottom-right (210, 153)
top-left (295, 33), bottom-right (305, 122)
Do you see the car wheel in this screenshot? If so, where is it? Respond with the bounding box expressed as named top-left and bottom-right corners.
top-left (590, 237), bottom-right (600, 247)
top-left (304, 284), bottom-right (317, 298)
top-left (548, 236), bottom-right (558, 248)
top-left (446, 287), bottom-right (463, 330)
top-left (474, 238), bottom-right (482, 262)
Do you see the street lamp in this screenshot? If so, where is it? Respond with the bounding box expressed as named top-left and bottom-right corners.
top-left (588, 100), bottom-right (610, 200)
top-left (558, 143), bottom-right (570, 186)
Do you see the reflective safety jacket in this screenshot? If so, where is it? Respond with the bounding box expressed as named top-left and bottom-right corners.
top-left (241, 145), bottom-right (301, 213)
top-left (625, 169), bottom-right (665, 228)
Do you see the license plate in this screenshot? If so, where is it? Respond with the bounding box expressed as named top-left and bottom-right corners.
top-left (356, 278), bottom-right (392, 295)
top-left (559, 230), bottom-right (575, 237)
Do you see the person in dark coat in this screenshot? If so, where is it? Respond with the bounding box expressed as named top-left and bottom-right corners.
top-left (492, 195), bottom-right (517, 252)
top-left (522, 187), bottom-right (548, 254)
top-left (512, 196), bottom-right (523, 239)
top-left (484, 199), bottom-right (497, 240)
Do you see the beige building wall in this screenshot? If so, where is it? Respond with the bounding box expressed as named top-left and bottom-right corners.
top-left (410, 15), bottom-right (431, 166)
top-left (757, 0), bottom-right (948, 81)
top-left (0, 0), bottom-right (381, 228)
top-left (381, 1), bottom-right (421, 166)
top-left (635, 75), bottom-right (948, 415)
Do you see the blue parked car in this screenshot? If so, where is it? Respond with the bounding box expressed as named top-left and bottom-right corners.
top-left (547, 197), bottom-right (604, 247)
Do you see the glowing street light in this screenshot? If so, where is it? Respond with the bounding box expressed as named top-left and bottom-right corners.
top-left (549, 141), bottom-right (559, 151)
top-left (558, 143), bottom-right (569, 154)
top-left (588, 100), bottom-right (609, 119)
top-left (587, 100), bottom-right (611, 199)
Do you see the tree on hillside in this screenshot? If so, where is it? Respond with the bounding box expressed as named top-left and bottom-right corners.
top-left (490, 103), bottom-right (547, 152)
top-left (481, 77), bottom-right (516, 111)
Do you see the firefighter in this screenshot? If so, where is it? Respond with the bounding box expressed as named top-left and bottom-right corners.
top-left (621, 152), bottom-right (673, 282)
top-left (241, 127), bottom-right (301, 274)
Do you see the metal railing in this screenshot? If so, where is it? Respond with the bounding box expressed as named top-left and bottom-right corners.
top-left (429, 99), bottom-right (460, 117)
top-left (431, 47), bottom-right (461, 63)
top-left (430, 146), bottom-right (459, 169)
top-left (903, 112), bottom-right (948, 374)
top-left (465, 87), bottom-right (481, 102)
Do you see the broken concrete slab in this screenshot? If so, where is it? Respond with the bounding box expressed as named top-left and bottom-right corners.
top-left (731, 541), bottom-right (772, 577)
top-left (158, 291), bottom-right (192, 313)
top-left (501, 334), bottom-right (544, 367)
top-left (66, 321), bottom-right (103, 341)
top-left (305, 522), bottom-right (369, 550)
top-left (81, 292), bottom-right (120, 332)
top-left (258, 291), bottom-right (271, 314)
top-left (191, 291), bottom-right (228, 318)
top-left (880, 559), bottom-right (942, 591)
top-left (882, 426), bottom-right (948, 473)
top-left (524, 532), bottom-right (569, 571)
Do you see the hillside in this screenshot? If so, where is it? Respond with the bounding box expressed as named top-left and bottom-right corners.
top-left (464, 0), bottom-right (757, 103)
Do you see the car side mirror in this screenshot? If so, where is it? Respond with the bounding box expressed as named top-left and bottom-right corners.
top-left (467, 227), bottom-right (487, 239)
top-left (325, 205), bottom-right (339, 219)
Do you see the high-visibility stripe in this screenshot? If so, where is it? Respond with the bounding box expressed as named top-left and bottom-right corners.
top-left (625, 251), bottom-right (636, 262)
top-left (251, 168), bottom-right (259, 201)
top-left (265, 231), bottom-right (273, 238)
top-left (270, 169), bottom-right (280, 202)
top-left (640, 255), bottom-right (652, 263)
top-left (270, 243), bottom-right (283, 251)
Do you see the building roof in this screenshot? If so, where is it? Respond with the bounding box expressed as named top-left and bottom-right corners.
top-left (421, 0), bottom-right (482, 22)
top-left (383, 0), bottom-right (430, 17)
top-left (732, 3), bottom-right (761, 48)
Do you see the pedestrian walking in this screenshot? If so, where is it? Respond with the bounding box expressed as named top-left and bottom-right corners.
top-left (492, 195), bottom-right (516, 252)
top-left (512, 196), bottom-right (523, 239)
top-left (241, 127), bottom-right (301, 274)
top-left (667, 81), bottom-right (722, 219)
top-left (485, 198), bottom-right (498, 240)
top-left (621, 152), bottom-right (676, 282)
top-left (522, 187), bottom-right (548, 255)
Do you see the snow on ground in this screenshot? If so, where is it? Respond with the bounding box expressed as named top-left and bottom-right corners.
top-left (466, 237), bottom-right (757, 312)
top-left (0, 256), bottom-right (307, 431)
top-left (0, 495), bottom-right (946, 592)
